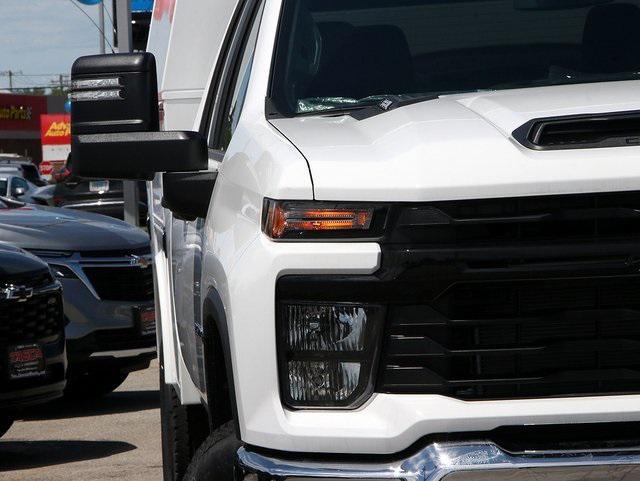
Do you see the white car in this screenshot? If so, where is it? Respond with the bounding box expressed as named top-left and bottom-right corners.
top-left (70, 0), bottom-right (640, 479)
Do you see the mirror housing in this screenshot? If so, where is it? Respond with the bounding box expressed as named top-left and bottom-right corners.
top-left (12, 187), bottom-right (25, 197)
top-left (73, 132), bottom-right (208, 180)
top-left (161, 171), bottom-right (217, 221)
top-left (70, 53), bottom-right (208, 180)
top-left (71, 53), bottom-right (159, 135)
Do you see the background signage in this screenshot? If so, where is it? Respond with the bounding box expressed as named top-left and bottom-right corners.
top-left (0, 94), bottom-right (47, 132)
top-left (40, 114), bottom-right (71, 180)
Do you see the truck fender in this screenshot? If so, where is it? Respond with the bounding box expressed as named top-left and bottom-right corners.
top-left (201, 287), bottom-right (240, 436)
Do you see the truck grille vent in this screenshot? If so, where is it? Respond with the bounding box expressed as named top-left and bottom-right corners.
top-left (375, 191), bottom-right (640, 400)
top-left (512, 110), bottom-right (640, 150)
top-left (83, 266), bottom-right (154, 302)
top-left (386, 191), bottom-right (640, 246)
top-left (378, 277), bottom-right (640, 400)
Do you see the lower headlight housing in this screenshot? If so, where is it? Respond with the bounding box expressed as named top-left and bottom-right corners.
top-left (278, 302), bottom-right (385, 409)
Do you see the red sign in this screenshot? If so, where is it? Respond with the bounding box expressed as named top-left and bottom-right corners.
top-left (40, 114), bottom-right (71, 146)
top-left (39, 160), bottom-right (54, 176)
top-left (0, 94), bottom-right (47, 131)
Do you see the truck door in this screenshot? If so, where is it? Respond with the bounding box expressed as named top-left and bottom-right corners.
top-left (169, 0), bottom-right (264, 395)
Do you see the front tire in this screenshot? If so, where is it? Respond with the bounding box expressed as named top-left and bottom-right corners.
top-left (183, 422), bottom-right (239, 481)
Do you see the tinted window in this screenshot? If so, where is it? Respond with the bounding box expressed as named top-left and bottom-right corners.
top-left (271, 0), bottom-right (640, 115)
top-left (216, 2), bottom-right (264, 151)
top-left (10, 177), bottom-right (28, 195)
top-left (0, 180), bottom-right (7, 196)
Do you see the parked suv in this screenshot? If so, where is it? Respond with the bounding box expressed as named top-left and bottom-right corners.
top-left (0, 242), bottom-right (66, 438)
top-left (71, 0), bottom-right (640, 480)
top-left (0, 197), bottom-right (155, 397)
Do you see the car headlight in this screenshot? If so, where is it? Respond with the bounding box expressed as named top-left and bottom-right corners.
top-left (263, 199), bottom-right (387, 240)
top-left (278, 302), bottom-right (385, 409)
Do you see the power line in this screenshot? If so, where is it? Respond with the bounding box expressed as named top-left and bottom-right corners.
top-left (67, 0), bottom-right (116, 53)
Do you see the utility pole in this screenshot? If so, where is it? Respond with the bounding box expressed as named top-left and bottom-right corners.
top-left (0, 70), bottom-right (23, 91)
top-left (115, 0), bottom-right (139, 227)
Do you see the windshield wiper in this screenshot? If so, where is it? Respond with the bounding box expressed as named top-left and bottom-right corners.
top-left (348, 94), bottom-right (440, 120)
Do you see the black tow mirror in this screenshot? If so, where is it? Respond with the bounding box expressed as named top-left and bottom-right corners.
top-left (71, 53), bottom-right (159, 135)
top-left (73, 132), bottom-right (208, 181)
top-left (70, 53), bottom-right (208, 180)
top-left (161, 171), bottom-right (217, 221)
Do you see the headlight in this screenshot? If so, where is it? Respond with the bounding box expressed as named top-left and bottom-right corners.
top-left (263, 199), bottom-right (387, 240)
top-left (278, 302), bottom-right (385, 409)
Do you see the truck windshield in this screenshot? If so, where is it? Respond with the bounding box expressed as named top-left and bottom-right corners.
top-left (270, 0), bottom-right (640, 115)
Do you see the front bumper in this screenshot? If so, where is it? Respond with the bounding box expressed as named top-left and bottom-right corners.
top-left (41, 252), bottom-right (156, 371)
top-left (0, 336), bottom-right (66, 411)
top-left (67, 326), bottom-right (156, 373)
top-left (236, 442), bottom-right (640, 481)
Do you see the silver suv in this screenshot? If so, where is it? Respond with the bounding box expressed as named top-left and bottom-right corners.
top-left (0, 198), bottom-right (155, 397)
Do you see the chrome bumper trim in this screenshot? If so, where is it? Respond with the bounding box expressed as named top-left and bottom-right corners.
top-left (89, 346), bottom-right (156, 359)
top-left (235, 442), bottom-right (640, 481)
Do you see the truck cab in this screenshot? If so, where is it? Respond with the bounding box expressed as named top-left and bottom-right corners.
top-left (70, 0), bottom-right (640, 479)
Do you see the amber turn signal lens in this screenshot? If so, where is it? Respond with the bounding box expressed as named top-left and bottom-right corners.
top-left (263, 200), bottom-right (375, 239)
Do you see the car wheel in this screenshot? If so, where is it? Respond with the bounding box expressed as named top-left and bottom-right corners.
top-left (0, 415), bottom-right (14, 439)
top-left (183, 422), bottom-right (239, 481)
top-left (65, 369), bottom-right (129, 399)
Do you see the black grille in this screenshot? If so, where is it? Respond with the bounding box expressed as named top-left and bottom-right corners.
top-left (376, 191), bottom-right (640, 400)
top-left (0, 292), bottom-right (64, 343)
top-left (385, 191), bottom-right (640, 246)
top-left (83, 266), bottom-right (154, 302)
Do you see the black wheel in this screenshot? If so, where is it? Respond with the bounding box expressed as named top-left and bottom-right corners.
top-left (0, 415), bottom-right (14, 439)
top-left (65, 369), bottom-right (129, 399)
top-left (183, 422), bottom-right (239, 481)
top-left (160, 354), bottom-right (209, 481)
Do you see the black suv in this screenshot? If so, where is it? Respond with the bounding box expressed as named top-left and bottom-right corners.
top-left (0, 243), bottom-right (66, 438)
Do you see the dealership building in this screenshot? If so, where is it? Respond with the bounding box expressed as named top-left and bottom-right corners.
top-left (0, 93), bottom-right (67, 164)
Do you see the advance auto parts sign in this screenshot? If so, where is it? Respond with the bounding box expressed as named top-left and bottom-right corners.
top-left (0, 94), bottom-right (46, 131)
top-left (41, 115), bottom-right (70, 145)
top-left (40, 114), bottom-right (71, 180)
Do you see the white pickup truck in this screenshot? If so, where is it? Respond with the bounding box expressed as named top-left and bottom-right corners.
top-left (70, 0), bottom-right (640, 479)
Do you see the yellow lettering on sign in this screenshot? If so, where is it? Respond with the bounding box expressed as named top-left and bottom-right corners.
top-left (0, 105), bottom-right (33, 121)
top-left (45, 121), bottom-right (71, 137)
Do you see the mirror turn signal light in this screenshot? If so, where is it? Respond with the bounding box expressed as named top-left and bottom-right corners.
top-left (263, 200), bottom-right (375, 239)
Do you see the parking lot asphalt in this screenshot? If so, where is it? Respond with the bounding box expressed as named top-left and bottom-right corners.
top-left (0, 360), bottom-right (162, 481)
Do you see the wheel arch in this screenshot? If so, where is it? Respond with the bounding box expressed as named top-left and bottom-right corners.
top-left (202, 287), bottom-right (240, 437)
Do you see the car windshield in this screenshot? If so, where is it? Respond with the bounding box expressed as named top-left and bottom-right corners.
top-left (270, 0), bottom-right (640, 115)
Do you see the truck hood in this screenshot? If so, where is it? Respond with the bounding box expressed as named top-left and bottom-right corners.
top-left (271, 81), bottom-right (640, 201)
top-left (0, 204), bottom-right (149, 252)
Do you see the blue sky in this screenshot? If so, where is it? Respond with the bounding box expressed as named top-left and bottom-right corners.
top-left (1, 0), bottom-right (114, 91)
